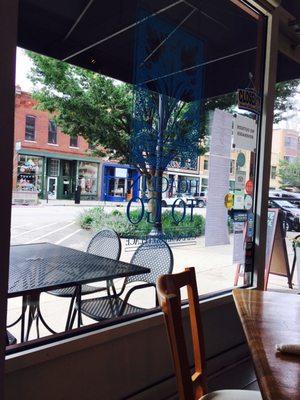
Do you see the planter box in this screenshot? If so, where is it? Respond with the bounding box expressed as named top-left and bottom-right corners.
top-left (12, 190), bottom-right (39, 205)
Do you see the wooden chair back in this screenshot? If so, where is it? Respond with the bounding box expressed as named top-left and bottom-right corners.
top-left (156, 267), bottom-right (207, 400)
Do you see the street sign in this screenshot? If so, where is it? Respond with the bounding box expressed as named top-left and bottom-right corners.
top-left (237, 88), bottom-right (261, 114)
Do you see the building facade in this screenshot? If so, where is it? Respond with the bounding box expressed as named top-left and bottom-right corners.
top-left (13, 87), bottom-right (102, 200)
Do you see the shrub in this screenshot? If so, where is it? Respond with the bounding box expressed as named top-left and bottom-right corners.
top-left (79, 207), bottom-right (205, 239)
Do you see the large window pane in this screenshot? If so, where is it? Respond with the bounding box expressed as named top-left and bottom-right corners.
top-left (78, 161), bottom-right (98, 195)
top-left (8, 0), bottom-right (269, 348)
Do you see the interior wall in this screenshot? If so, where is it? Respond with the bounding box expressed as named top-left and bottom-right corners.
top-left (5, 295), bottom-right (256, 400)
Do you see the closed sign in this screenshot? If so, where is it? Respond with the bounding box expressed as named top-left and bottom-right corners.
top-left (237, 89), bottom-right (261, 114)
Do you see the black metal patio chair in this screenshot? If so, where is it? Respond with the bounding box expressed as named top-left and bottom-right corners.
top-left (45, 228), bottom-right (121, 330)
top-left (48, 228), bottom-right (121, 299)
top-left (76, 238), bottom-right (174, 322)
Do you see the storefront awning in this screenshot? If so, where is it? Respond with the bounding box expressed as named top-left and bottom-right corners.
top-left (17, 0), bottom-right (299, 101)
top-left (17, 149), bottom-right (101, 163)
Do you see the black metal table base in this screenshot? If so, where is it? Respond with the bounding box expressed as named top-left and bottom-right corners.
top-left (21, 294), bottom-right (58, 342)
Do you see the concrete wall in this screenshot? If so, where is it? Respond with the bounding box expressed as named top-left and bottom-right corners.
top-left (5, 295), bottom-right (257, 400)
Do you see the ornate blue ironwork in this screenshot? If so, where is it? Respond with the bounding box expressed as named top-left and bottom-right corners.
top-left (131, 8), bottom-right (204, 171)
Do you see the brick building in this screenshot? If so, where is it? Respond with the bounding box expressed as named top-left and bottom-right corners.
top-left (13, 87), bottom-right (102, 200)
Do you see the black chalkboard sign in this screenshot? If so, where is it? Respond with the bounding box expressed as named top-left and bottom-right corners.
top-left (234, 209), bottom-right (292, 289)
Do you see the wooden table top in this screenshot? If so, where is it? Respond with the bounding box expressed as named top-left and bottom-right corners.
top-left (233, 289), bottom-right (300, 400)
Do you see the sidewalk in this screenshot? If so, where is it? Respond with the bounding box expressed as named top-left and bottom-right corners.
top-left (29, 199), bottom-right (129, 207)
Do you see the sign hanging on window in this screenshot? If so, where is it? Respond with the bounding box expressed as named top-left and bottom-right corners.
top-left (237, 88), bottom-right (261, 114)
top-left (115, 168), bottom-right (127, 178)
top-left (235, 171), bottom-right (246, 190)
top-left (233, 114), bottom-right (257, 152)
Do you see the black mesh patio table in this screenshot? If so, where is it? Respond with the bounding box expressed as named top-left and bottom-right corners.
top-left (8, 243), bottom-right (150, 342)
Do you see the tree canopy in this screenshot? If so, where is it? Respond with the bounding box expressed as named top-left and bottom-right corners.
top-left (277, 159), bottom-right (300, 189)
top-left (27, 51), bottom-right (299, 166)
top-left (28, 51), bottom-right (132, 161)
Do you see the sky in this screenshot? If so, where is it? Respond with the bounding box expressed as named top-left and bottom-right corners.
top-left (16, 47), bottom-right (300, 131)
top-left (16, 48), bottom-right (34, 92)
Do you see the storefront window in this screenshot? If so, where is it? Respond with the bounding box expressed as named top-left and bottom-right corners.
top-left (103, 165), bottom-right (139, 201)
top-left (17, 155), bottom-right (43, 192)
top-left (78, 161), bottom-right (98, 194)
top-left (49, 159), bottom-right (60, 176)
top-left (109, 177), bottom-right (126, 197)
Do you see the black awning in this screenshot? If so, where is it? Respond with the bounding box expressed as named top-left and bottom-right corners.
top-left (17, 0), bottom-right (300, 98)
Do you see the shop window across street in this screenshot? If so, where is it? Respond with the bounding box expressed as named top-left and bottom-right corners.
top-left (48, 120), bottom-right (57, 144)
top-left (70, 135), bottom-right (78, 147)
top-left (25, 115), bottom-right (36, 141)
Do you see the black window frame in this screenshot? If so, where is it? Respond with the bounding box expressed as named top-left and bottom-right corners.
top-left (25, 115), bottom-right (36, 141)
top-left (48, 120), bottom-right (57, 144)
top-left (70, 135), bottom-right (78, 148)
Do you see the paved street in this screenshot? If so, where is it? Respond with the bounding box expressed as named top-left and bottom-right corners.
top-left (7, 203), bottom-right (299, 343)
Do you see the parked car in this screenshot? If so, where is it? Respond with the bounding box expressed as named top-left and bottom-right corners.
top-left (161, 194), bottom-right (205, 208)
top-left (194, 191), bottom-right (207, 208)
top-left (268, 198), bottom-right (300, 231)
top-left (269, 190), bottom-right (300, 208)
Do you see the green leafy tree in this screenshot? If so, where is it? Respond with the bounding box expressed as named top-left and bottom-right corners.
top-left (27, 52), bottom-right (132, 161)
top-left (277, 159), bottom-right (300, 189)
top-left (27, 52), bottom-right (298, 161)
top-left (27, 52), bottom-right (204, 233)
top-left (274, 80), bottom-right (300, 123)
top-left (26, 52), bottom-right (299, 231)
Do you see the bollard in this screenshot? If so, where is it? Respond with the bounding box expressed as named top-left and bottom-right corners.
top-left (75, 185), bottom-right (81, 204)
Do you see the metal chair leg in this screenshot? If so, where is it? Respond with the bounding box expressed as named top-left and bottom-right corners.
top-left (65, 293), bottom-right (76, 331)
top-left (69, 307), bottom-right (77, 329)
top-left (36, 315), bottom-right (40, 338)
top-left (25, 303), bottom-right (36, 341)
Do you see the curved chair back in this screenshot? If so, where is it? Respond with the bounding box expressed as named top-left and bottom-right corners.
top-left (127, 238), bottom-right (173, 285)
top-left (87, 229), bottom-right (121, 260)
